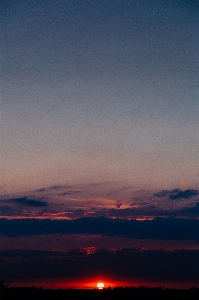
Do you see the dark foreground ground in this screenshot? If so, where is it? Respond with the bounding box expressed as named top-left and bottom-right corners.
top-left (1, 286), bottom-right (199, 300)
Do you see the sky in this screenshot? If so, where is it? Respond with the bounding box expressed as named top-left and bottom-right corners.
top-left (1, 0), bottom-right (199, 289)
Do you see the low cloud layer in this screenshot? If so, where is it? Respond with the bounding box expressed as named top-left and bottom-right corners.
top-left (0, 217), bottom-right (199, 240)
top-left (1, 248), bottom-right (199, 282)
top-left (1, 202), bottom-right (199, 219)
top-left (108, 202), bottom-right (199, 218)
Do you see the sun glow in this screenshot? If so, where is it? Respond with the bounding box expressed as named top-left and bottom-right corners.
top-left (97, 282), bottom-right (104, 289)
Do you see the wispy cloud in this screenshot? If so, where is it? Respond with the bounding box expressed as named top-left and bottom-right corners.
top-left (59, 191), bottom-right (81, 196)
top-left (48, 186), bottom-right (62, 190)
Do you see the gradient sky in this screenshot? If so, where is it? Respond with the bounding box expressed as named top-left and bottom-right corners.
top-left (1, 0), bottom-right (199, 289)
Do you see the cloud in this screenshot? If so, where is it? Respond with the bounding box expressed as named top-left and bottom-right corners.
top-left (11, 197), bottom-right (47, 207)
top-left (49, 185), bottom-right (62, 190)
top-left (107, 202), bottom-right (199, 218)
top-left (1, 248), bottom-right (199, 282)
top-left (116, 201), bottom-right (122, 208)
top-left (153, 189), bottom-right (180, 198)
top-left (59, 191), bottom-right (81, 196)
top-left (0, 205), bottom-right (15, 216)
top-left (36, 188), bottom-right (46, 192)
top-left (169, 189), bottom-right (198, 200)
top-left (181, 202), bottom-right (199, 216)
top-left (153, 189), bottom-right (198, 200)
top-left (181, 181), bottom-right (191, 186)
top-left (0, 217), bottom-right (199, 240)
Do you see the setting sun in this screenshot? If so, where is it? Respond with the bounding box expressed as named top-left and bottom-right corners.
top-left (97, 282), bottom-right (104, 289)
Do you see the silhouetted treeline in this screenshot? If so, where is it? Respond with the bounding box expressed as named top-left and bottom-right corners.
top-left (1, 286), bottom-right (199, 300)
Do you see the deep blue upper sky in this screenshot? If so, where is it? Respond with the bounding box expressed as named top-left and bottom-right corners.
top-left (2, 0), bottom-right (199, 194)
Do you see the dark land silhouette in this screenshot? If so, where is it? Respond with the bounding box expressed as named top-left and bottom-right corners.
top-left (1, 285), bottom-right (199, 300)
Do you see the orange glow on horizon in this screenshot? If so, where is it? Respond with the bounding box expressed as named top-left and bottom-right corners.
top-left (10, 277), bottom-right (199, 290)
top-left (135, 217), bottom-right (155, 221)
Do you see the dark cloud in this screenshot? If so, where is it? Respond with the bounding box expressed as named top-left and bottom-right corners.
top-left (153, 189), bottom-right (198, 200)
top-left (0, 217), bottom-right (199, 240)
top-left (11, 197), bottom-right (47, 207)
top-left (153, 189), bottom-right (180, 198)
top-left (0, 205), bottom-right (15, 216)
top-left (59, 191), bottom-right (81, 196)
top-left (116, 201), bottom-right (122, 208)
top-left (169, 189), bottom-right (198, 200)
top-left (1, 248), bottom-right (199, 282)
top-left (0, 249), bottom-right (86, 258)
top-left (49, 185), bottom-right (62, 190)
top-left (36, 188), bottom-right (46, 192)
top-left (107, 202), bottom-right (199, 218)
top-left (181, 202), bottom-right (199, 216)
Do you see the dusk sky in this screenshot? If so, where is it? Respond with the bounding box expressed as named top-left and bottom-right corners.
top-left (1, 0), bottom-right (199, 289)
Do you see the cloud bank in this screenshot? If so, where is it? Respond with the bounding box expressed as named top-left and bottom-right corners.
top-left (1, 248), bottom-right (199, 282)
top-left (0, 217), bottom-right (199, 240)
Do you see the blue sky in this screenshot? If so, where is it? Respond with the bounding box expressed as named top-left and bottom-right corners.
top-left (2, 0), bottom-right (199, 194)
